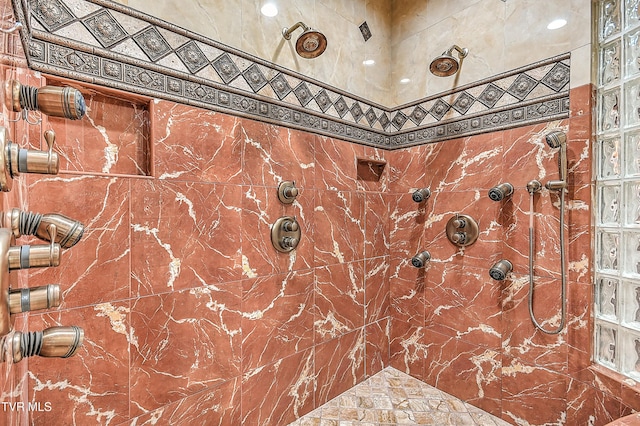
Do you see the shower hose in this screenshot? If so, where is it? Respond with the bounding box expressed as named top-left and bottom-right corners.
top-left (528, 189), bottom-right (566, 335)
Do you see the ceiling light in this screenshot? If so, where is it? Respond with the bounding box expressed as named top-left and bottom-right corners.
top-left (261, 3), bottom-right (278, 17)
top-left (400, 78), bottom-right (411, 84)
top-left (363, 59), bottom-right (375, 66)
top-left (547, 18), bottom-right (567, 30)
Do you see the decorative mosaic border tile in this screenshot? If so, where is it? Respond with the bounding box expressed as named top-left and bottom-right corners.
top-left (12, 0), bottom-right (570, 149)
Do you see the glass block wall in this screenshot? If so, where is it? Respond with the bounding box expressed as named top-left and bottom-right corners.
top-left (595, 0), bottom-right (640, 380)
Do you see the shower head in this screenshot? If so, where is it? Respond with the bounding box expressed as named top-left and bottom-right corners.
top-left (282, 21), bottom-right (327, 59)
top-left (545, 130), bottom-right (567, 148)
top-left (544, 130), bottom-right (568, 187)
top-left (429, 45), bottom-right (469, 77)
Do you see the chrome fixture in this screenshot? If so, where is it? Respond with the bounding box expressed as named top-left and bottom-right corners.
top-left (0, 326), bottom-right (84, 363)
top-left (488, 182), bottom-right (514, 201)
top-left (277, 181), bottom-right (299, 204)
top-left (271, 216), bottom-right (301, 252)
top-left (0, 228), bottom-right (62, 335)
top-left (529, 130), bottom-right (568, 335)
top-left (544, 130), bottom-right (568, 191)
top-left (489, 259), bottom-right (512, 281)
top-left (429, 45), bottom-right (469, 77)
top-left (9, 285), bottom-right (60, 314)
top-left (411, 251), bottom-right (431, 268)
top-left (4, 79), bottom-right (86, 120)
top-left (412, 187), bottom-right (431, 203)
top-left (2, 208), bottom-right (84, 249)
top-left (0, 127), bottom-right (59, 192)
top-left (446, 214), bottom-right (479, 247)
top-left (526, 180), bottom-right (542, 194)
top-left (282, 22), bottom-right (327, 59)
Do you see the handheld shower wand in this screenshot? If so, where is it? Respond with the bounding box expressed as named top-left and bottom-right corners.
top-left (529, 130), bottom-right (568, 335)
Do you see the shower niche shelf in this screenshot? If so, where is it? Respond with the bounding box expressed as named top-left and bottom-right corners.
top-left (356, 158), bottom-right (386, 182)
top-left (43, 77), bottom-right (152, 177)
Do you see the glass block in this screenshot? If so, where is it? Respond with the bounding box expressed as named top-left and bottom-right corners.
top-left (623, 230), bottom-right (640, 276)
top-left (620, 328), bottom-right (640, 380)
top-left (599, 184), bottom-right (622, 225)
top-left (625, 78), bottom-right (640, 127)
top-left (601, 40), bottom-right (622, 86)
top-left (599, 137), bottom-right (622, 179)
top-left (625, 130), bottom-right (640, 176)
top-left (626, 28), bottom-right (640, 77)
top-left (596, 275), bottom-right (620, 320)
top-left (627, 0), bottom-right (640, 28)
top-left (598, 230), bottom-right (621, 272)
top-left (621, 280), bottom-right (640, 327)
top-left (596, 322), bottom-right (618, 368)
top-left (599, 89), bottom-right (621, 133)
top-left (625, 181), bottom-right (640, 225)
top-left (602, 0), bottom-right (622, 39)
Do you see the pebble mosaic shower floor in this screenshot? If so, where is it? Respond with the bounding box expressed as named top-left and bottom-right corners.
top-left (287, 367), bottom-right (510, 426)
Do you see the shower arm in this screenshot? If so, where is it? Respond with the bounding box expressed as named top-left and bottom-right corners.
top-left (282, 22), bottom-right (310, 40)
top-left (447, 45), bottom-right (469, 59)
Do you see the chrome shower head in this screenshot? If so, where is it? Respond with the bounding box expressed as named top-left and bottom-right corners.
top-left (545, 130), bottom-right (567, 148)
top-left (429, 45), bottom-right (469, 77)
top-left (282, 22), bottom-right (327, 59)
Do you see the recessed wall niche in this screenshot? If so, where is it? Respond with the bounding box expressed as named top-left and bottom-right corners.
top-left (45, 78), bottom-right (152, 177)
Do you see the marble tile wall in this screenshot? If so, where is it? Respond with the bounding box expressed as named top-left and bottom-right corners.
top-left (387, 84), bottom-right (640, 425)
top-left (0, 61), bottom-right (392, 424)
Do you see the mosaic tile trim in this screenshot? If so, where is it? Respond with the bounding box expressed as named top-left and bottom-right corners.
top-left (12, 0), bottom-right (570, 149)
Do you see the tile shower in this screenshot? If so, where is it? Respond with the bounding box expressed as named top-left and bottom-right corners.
top-left (0, 0), bottom-right (639, 425)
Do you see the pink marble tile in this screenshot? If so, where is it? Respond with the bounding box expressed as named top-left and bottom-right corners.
top-left (241, 270), bottom-right (314, 372)
top-left (365, 318), bottom-right (390, 377)
top-left (129, 286), bottom-right (241, 417)
top-left (25, 175), bottom-right (130, 308)
top-left (501, 274), bottom-right (567, 371)
top-left (388, 193), bottom-right (427, 261)
top-left (130, 180), bottom-right (242, 295)
top-left (424, 264), bottom-right (503, 350)
top-left (364, 192), bottom-right (390, 258)
top-left (387, 145), bottom-right (432, 195)
top-left (242, 349), bottom-right (315, 426)
top-left (152, 100), bottom-right (243, 184)
top-left (314, 136), bottom-right (364, 191)
top-left (313, 190), bottom-right (364, 265)
top-left (365, 256), bottom-right (390, 324)
top-left (567, 282), bottom-right (593, 375)
top-left (422, 331), bottom-right (502, 417)
top-left (567, 114), bottom-right (592, 187)
top-left (566, 378), bottom-right (620, 426)
top-left (315, 329), bottom-right (365, 406)
top-left (389, 258), bottom-right (426, 326)
top-left (127, 378), bottom-right (241, 426)
top-left (357, 147), bottom-right (389, 192)
top-left (501, 355), bottom-right (567, 425)
top-left (241, 185), bottom-right (314, 277)
top-left (389, 321), bottom-right (426, 379)
top-left (27, 303), bottom-right (130, 425)
top-left (314, 261), bottom-right (365, 342)
top-left (241, 121), bottom-right (315, 188)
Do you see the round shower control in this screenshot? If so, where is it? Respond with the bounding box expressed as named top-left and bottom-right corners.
top-left (445, 214), bottom-right (479, 247)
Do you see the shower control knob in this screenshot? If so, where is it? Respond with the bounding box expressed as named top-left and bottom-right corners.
top-left (271, 216), bottom-right (302, 253)
top-left (282, 219), bottom-right (299, 232)
top-left (4, 79), bottom-right (86, 120)
top-left (451, 232), bottom-right (467, 245)
top-left (277, 181), bottom-right (299, 204)
top-left (453, 218), bottom-right (466, 228)
top-left (281, 236), bottom-right (299, 250)
top-left (412, 188), bottom-right (431, 203)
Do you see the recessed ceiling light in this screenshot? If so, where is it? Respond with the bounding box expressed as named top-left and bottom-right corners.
top-left (261, 3), bottom-right (278, 17)
top-left (400, 78), bottom-right (411, 84)
top-left (547, 18), bottom-right (567, 30)
top-left (363, 59), bottom-right (375, 66)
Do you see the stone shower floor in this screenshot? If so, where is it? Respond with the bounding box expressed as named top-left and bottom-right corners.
top-left (287, 367), bottom-right (510, 426)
